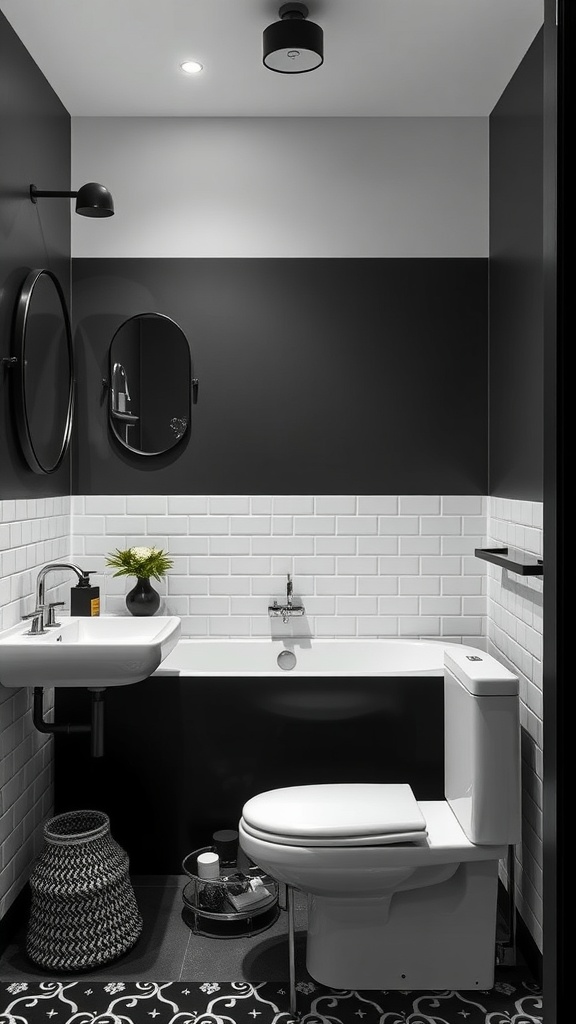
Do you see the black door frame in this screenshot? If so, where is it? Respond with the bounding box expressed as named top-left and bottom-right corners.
top-left (543, 0), bottom-right (566, 1020)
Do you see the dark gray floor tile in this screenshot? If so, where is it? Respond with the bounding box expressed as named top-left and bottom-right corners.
top-left (0, 880), bottom-right (191, 982)
top-left (1, 878), bottom-right (522, 988)
top-left (179, 889), bottom-right (310, 982)
top-left (131, 875), bottom-right (185, 888)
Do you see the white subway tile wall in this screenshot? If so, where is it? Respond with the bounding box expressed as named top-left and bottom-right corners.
top-left (0, 496), bottom-right (70, 919)
top-left (487, 497), bottom-right (543, 953)
top-left (71, 495), bottom-right (488, 642)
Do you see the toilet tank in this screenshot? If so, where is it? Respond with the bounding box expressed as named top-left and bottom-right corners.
top-left (444, 649), bottom-right (521, 846)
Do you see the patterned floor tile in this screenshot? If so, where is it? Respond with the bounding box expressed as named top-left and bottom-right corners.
top-left (0, 975), bottom-right (542, 1024)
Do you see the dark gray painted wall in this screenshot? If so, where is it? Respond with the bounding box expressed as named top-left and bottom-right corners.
top-left (489, 29), bottom-right (544, 500)
top-left (72, 257), bottom-right (488, 495)
top-left (0, 11), bottom-right (71, 499)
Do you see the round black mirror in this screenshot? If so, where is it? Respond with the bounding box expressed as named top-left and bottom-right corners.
top-left (108, 313), bottom-right (192, 456)
top-left (12, 268), bottom-right (74, 474)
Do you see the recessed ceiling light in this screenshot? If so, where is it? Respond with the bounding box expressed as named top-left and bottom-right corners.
top-left (180, 60), bottom-right (203, 74)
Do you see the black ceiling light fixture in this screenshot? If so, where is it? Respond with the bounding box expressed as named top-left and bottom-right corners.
top-left (263, 3), bottom-right (323, 74)
top-left (30, 181), bottom-right (115, 218)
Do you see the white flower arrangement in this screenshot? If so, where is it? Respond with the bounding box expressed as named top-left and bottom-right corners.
top-left (105, 545), bottom-right (173, 581)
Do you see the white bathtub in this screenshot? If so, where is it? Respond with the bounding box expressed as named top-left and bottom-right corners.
top-left (152, 637), bottom-right (477, 677)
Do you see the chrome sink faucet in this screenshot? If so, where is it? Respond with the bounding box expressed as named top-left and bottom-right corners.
top-left (32, 562), bottom-right (92, 628)
top-left (268, 574), bottom-right (305, 625)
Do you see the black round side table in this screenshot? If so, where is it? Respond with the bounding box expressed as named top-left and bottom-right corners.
top-left (181, 846), bottom-right (280, 938)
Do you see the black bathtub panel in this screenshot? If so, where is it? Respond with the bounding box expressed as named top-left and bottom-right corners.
top-left (54, 675), bottom-right (443, 873)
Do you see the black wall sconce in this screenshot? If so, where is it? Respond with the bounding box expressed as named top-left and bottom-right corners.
top-left (263, 3), bottom-right (323, 74)
top-left (30, 181), bottom-right (115, 218)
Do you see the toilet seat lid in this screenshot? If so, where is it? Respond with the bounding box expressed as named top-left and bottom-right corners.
top-left (241, 783), bottom-right (427, 840)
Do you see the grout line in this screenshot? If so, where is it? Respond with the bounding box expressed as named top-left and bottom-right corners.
top-left (178, 926), bottom-right (193, 982)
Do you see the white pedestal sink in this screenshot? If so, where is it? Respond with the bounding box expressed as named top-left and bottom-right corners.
top-left (0, 615), bottom-right (181, 688)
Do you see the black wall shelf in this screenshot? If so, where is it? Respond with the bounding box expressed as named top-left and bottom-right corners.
top-left (474, 547), bottom-right (544, 576)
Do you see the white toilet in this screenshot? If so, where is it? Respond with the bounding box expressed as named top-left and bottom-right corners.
top-left (239, 647), bottom-right (520, 991)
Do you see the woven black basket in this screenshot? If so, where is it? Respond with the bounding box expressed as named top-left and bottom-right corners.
top-left (26, 810), bottom-right (143, 971)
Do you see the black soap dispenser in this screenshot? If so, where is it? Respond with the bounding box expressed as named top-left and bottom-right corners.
top-left (70, 571), bottom-right (100, 617)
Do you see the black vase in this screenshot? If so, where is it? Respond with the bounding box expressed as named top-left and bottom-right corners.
top-left (125, 576), bottom-right (161, 616)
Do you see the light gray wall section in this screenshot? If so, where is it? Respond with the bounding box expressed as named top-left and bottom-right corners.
top-left (71, 117), bottom-right (488, 258)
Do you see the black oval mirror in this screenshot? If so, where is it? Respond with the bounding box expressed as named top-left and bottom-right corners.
top-left (12, 268), bottom-right (74, 474)
top-left (108, 313), bottom-right (192, 456)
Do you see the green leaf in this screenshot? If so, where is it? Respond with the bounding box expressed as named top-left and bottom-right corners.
top-left (105, 546), bottom-right (173, 579)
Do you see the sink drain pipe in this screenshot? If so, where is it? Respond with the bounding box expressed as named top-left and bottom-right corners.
top-left (33, 687), bottom-right (105, 758)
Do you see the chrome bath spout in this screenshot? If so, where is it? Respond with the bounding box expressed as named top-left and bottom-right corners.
top-left (268, 573), bottom-right (305, 624)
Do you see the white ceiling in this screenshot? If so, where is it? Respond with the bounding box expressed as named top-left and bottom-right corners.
top-left (0, 0), bottom-right (543, 117)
